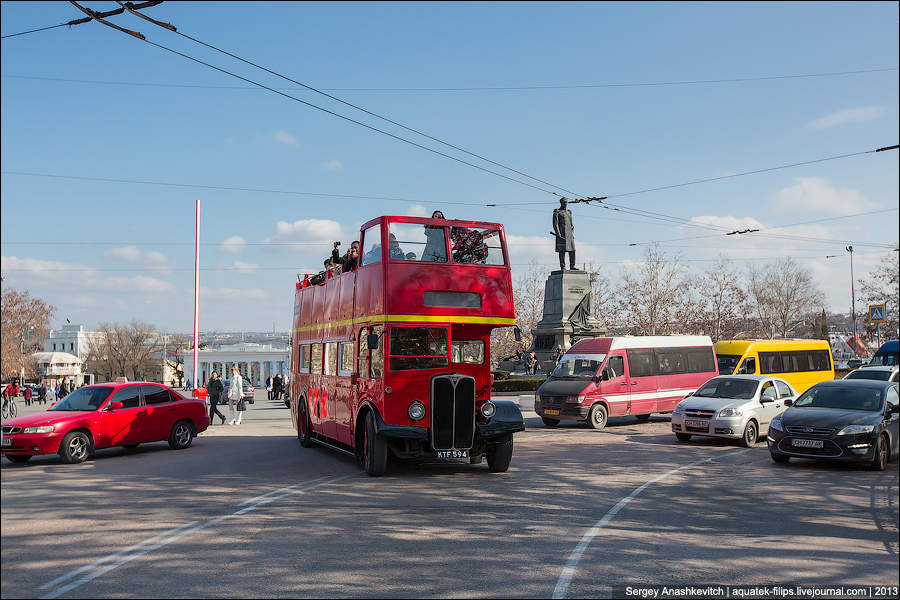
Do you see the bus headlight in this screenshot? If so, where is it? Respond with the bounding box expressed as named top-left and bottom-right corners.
top-left (480, 401), bottom-right (496, 418)
top-left (407, 401), bottom-right (426, 422)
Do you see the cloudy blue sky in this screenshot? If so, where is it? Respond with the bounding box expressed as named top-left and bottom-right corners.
top-left (1, 1), bottom-right (897, 332)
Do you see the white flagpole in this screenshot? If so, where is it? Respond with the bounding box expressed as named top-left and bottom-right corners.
top-left (193, 199), bottom-right (200, 391)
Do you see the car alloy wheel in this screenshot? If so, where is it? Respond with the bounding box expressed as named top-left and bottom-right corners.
top-left (871, 434), bottom-right (889, 471)
top-left (740, 421), bottom-right (758, 447)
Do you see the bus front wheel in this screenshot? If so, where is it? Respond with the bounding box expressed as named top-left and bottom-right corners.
top-left (486, 434), bottom-right (513, 472)
top-left (362, 411), bottom-right (388, 477)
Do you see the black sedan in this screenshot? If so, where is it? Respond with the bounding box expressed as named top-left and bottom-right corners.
top-left (767, 379), bottom-right (899, 470)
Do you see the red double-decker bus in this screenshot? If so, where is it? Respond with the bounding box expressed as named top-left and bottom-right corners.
top-left (290, 215), bottom-right (525, 476)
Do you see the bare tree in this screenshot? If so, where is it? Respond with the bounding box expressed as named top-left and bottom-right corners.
top-left (490, 260), bottom-right (548, 368)
top-left (686, 257), bottom-right (751, 342)
top-left (584, 262), bottom-right (616, 331)
top-left (745, 258), bottom-right (825, 338)
top-left (859, 251), bottom-right (899, 340)
top-left (83, 321), bottom-right (162, 382)
top-left (1, 288), bottom-right (55, 379)
top-left (614, 246), bottom-right (691, 335)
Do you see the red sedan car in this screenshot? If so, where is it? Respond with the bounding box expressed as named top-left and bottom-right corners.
top-left (1, 382), bottom-right (210, 464)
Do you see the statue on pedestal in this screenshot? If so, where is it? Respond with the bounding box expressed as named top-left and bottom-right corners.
top-left (552, 197), bottom-right (575, 271)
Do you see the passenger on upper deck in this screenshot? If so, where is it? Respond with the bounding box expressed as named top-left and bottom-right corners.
top-left (341, 241), bottom-right (360, 272)
top-left (422, 210), bottom-right (447, 262)
top-left (388, 233), bottom-right (405, 260)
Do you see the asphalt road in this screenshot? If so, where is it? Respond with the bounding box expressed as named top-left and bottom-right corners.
top-left (2, 392), bottom-right (897, 598)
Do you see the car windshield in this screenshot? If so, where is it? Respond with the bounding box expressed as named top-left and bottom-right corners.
top-left (550, 354), bottom-right (606, 380)
top-left (50, 387), bottom-right (115, 411)
top-left (793, 386), bottom-right (884, 411)
top-left (693, 378), bottom-right (759, 399)
top-left (845, 370), bottom-right (893, 381)
top-left (716, 354), bottom-right (742, 375)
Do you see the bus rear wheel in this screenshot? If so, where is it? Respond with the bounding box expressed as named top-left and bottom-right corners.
top-left (362, 411), bottom-right (387, 477)
top-left (297, 399), bottom-right (314, 448)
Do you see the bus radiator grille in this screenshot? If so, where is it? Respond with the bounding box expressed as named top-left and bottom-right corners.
top-left (430, 374), bottom-right (476, 451)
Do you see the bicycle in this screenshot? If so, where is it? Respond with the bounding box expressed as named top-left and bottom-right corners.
top-left (2, 396), bottom-right (18, 420)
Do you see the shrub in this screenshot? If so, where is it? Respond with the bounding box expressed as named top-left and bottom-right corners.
top-left (491, 370), bottom-right (511, 381)
top-left (491, 378), bottom-right (546, 392)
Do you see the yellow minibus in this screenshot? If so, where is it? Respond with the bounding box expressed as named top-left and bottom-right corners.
top-left (714, 339), bottom-right (834, 394)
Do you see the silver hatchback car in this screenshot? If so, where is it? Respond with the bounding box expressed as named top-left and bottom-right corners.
top-left (671, 375), bottom-right (796, 447)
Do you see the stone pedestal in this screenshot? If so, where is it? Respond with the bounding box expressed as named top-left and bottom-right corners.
top-left (527, 270), bottom-right (606, 373)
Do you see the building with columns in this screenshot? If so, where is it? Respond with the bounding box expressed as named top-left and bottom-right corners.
top-left (182, 343), bottom-right (289, 387)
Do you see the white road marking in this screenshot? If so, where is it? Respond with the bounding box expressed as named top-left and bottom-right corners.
top-left (37, 521), bottom-right (200, 590)
top-left (38, 472), bottom-right (359, 599)
top-left (238, 473), bottom-right (335, 505)
top-left (552, 448), bottom-right (752, 599)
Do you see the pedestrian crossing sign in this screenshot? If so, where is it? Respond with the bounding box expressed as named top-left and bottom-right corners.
top-left (868, 304), bottom-right (886, 323)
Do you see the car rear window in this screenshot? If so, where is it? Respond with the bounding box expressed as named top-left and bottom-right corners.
top-left (845, 370), bottom-right (892, 381)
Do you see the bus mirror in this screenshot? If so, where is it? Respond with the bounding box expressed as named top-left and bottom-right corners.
top-left (601, 370), bottom-right (609, 381)
top-left (367, 333), bottom-right (379, 350)
top-left (514, 326), bottom-right (522, 342)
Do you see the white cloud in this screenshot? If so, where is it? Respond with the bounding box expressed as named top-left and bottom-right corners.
top-left (689, 215), bottom-right (764, 231)
top-left (807, 106), bottom-right (883, 129)
top-left (406, 204), bottom-right (429, 217)
top-left (104, 245), bottom-right (142, 261)
top-left (768, 177), bottom-right (880, 215)
top-left (274, 130), bottom-right (299, 145)
top-left (321, 159), bottom-right (343, 171)
top-left (266, 219), bottom-right (343, 248)
top-left (1, 255), bottom-right (175, 295)
top-left (220, 236), bottom-right (247, 253)
top-left (200, 287), bottom-right (268, 299)
top-left (231, 261), bottom-right (259, 274)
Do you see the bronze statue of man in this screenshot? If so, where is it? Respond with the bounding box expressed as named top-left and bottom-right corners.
top-left (552, 197), bottom-right (575, 270)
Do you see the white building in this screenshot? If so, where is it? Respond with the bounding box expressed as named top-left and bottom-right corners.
top-left (46, 324), bottom-right (104, 361)
top-left (182, 343), bottom-right (288, 387)
top-left (30, 351), bottom-right (88, 385)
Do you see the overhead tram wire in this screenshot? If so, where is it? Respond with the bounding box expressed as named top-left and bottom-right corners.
top-left (114, 1), bottom-right (581, 198)
top-left (1, 22), bottom-right (72, 39)
top-left (66, 2), bottom-right (561, 199)
top-left (3, 66), bottom-right (897, 90)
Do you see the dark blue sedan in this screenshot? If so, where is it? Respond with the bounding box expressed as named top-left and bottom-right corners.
top-left (767, 379), bottom-right (900, 470)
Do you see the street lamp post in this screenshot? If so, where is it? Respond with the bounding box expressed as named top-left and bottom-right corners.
top-left (846, 245), bottom-right (856, 357)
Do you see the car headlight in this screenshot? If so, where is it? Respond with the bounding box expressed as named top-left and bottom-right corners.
top-left (407, 401), bottom-right (426, 422)
top-left (22, 426), bottom-right (54, 434)
top-left (769, 417), bottom-right (783, 432)
top-left (836, 424), bottom-right (875, 436)
top-left (672, 404), bottom-right (685, 416)
top-left (717, 408), bottom-right (742, 418)
top-left (480, 401), bottom-right (496, 418)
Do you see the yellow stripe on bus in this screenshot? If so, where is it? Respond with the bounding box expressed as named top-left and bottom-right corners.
top-left (293, 314), bottom-right (515, 332)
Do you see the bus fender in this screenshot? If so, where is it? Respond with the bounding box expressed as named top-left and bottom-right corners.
top-left (477, 399), bottom-right (525, 439)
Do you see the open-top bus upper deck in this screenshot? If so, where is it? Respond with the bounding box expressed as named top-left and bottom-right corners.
top-left (293, 215), bottom-right (515, 342)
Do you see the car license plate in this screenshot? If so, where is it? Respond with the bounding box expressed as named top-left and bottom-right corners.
top-left (436, 449), bottom-right (468, 459)
top-left (685, 419), bottom-right (708, 430)
top-left (1, 438), bottom-right (11, 447)
top-left (792, 438), bottom-right (824, 449)
top-left (544, 409), bottom-right (560, 416)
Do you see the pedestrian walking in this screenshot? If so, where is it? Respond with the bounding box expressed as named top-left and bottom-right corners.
top-left (207, 371), bottom-right (226, 425)
top-left (23, 385), bottom-right (33, 407)
top-left (227, 366), bottom-right (245, 425)
top-left (272, 374), bottom-right (283, 402)
top-left (266, 375), bottom-right (273, 401)
top-left (38, 383), bottom-right (47, 405)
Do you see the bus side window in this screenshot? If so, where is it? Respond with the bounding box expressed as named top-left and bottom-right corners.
top-left (358, 328), bottom-right (369, 378)
top-left (370, 325), bottom-right (384, 378)
top-left (738, 357), bottom-right (756, 374)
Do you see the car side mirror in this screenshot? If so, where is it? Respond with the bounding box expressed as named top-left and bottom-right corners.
top-left (783, 399), bottom-right (793, 407)
top-left (367, 333), bottom-right (379, 350)
top-left (760, 397), bottom-right (774, 404)
top-left (108, 401), bottom-right (125, 411)
top-left (891, 404), bottom-right (900, 415)
top-left (601, 371), bottom-right (610, 381)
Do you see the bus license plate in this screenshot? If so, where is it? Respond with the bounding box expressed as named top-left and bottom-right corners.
top-left (437, 449), bottom-right (468, 460)
top-left (685, 419), bottom-right (708, 430)
top-left (544, 409), bottom-right (560, 416)
top-left (792, 439), bottom-right (824, 449)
